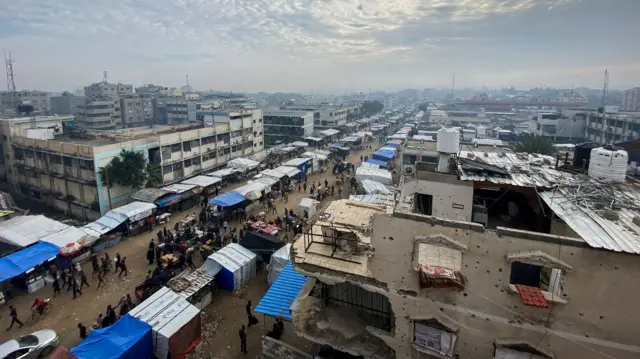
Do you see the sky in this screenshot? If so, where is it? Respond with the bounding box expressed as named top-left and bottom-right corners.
top-left (1, 0), bottom-right (639, 93)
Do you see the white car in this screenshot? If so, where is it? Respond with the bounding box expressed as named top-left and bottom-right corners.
top-left (0, 330), bottom-right (58, 359)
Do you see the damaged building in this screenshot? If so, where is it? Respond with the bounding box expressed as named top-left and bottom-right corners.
top-left (278, 134), bottom-right (640, 359)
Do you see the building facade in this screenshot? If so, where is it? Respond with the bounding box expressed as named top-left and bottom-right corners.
top-left (154, 97), bottom-right (197, 125)
top-left (84, 82), bottom-right (133, 98)
top-left (263, 110), bottom-right (314, 146)
top-left (5, 111), bottom-right (264, 219)
top-left (0, 91), bottom-right (50, 116)
top-left (120, 96), bottom-right (153, 128)
top-left (284, 105), bottom-right (358, 131)
top-left (584, 110), bottom-right (640, 144)
top-left (622, 87), bottom-right (640, 111)
top-left (50, 93), bottom-right (85, 116)
top-left (77, 82), bottom-right (134, 130)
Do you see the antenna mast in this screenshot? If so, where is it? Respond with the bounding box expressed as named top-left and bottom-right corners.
top-left (600, 69), bottom-right (609, 110)
top-left (5, 51), bottom-right (16, 92)
top-left (186, 74), bottom-right (190, 92)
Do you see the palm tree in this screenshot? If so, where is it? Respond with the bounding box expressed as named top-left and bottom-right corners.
top-left (145, 165), bottom-right (163, 188)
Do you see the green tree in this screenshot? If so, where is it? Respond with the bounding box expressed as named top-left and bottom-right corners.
top-left (515, 134), bottom-right (554, 155)
top-left (360, 100), bottom-right (384, 117)
top-left (145, 164), bottom-right (163, 188)
top-left (98, 149), bottom-right (148, 189)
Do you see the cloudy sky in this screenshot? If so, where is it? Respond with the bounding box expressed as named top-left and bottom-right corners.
top-left (1, 0), bottom-right (638, 93)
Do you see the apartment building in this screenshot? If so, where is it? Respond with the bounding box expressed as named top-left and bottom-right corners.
top-left (554, 91), bottom-right (589, 105)
top-left (285, 105), bottom-right (358, 131)
top-left (283, 143), bottom-right (640, 359)
top-left (84, 82), bottom-right (133, 98)
top-left (263, 110), bottom-right (314, 146)
top-left (622, 87), bottom-right (640, 111)
top-left (5, 111), bottom-right (264, 219)
top-left (50, 93), bottom-right (85, 116)
top-left (584, 109), bottom-right (640, 144)
top-left (153, 97), bottom-right (197, 125)
top-left (135, 84), bottom-right (172, 97)
top-left (0, 91), bottom-right (50, 116)
top-left (76, 82), bottom-right (134, 130)
top-left (534, 111), bottom-right (586, 140)
top-left (120, 96), bottom-right (153, 128)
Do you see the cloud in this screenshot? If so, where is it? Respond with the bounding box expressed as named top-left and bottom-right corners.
top-left (0, 0), bottom-right (638, 91)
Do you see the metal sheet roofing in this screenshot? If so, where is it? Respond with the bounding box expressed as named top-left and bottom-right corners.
top-left (361, 179), bottom-right (393, 194)
top-left (110, 201), bottom-right (157, 221)
top-left (539, 189), bottom-right (640, 254)
top-left (291, 141), bottom-right (309, 147)
top-left (227, 158), bottom-right (260, 172)
top-left (255, 262), bottom-right (308, 320)
top-left (283, 157), bottom-right (311, 167)
top-left (0, 215), bottom-right (70, 247)
top-left (207, 168), bottom-right (239, 178)
top-left (320, 129), bottom-right (340, 136)
top-left (349, 193), bottom-right (395, 207)
top-left (132, 188), bottom-right (172, 203)
top-left (168, 268), bottom-right (215, 300)
top-left (181, 175), bottom-right (222, 188)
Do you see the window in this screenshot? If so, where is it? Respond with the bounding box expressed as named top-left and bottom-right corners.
top-left (494, 341), bottom-right (552, 359)
top-left (163, 164), bottom-right (172, 174)
top-left (404, 155), bottom-right (417, 165)
top-left (184, 158), bottom-right (192, 167)
top-left (183, 141), bottom-right (192, 152)
top-left (415, 193), bottom-right (433, 215)
top-left (507, 250), bottom-right (571, 304)
top-left (412, 318), bottom-right (457, 358)
top-left (170, 143), bottom-right (182, 152)
top-left (5, 348), bottom-right (31, 359)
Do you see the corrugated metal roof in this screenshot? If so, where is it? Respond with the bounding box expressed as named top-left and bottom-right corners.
top-left (0, 215), bottom-right (70, 247)
top-left (540, 190), bottom-right (640, 254)
top-left (181, 175), bottom-right (222, 188)
top-left (132, 188), bottom-right (172, 203)
top-left (361, 179), bottom-right (393, 194)
top-left (320, 129), bottom-right (340, 136)
top-left (349, 194), bottom-right (395, 207)
top-left (169, 268), bottom-right (215, 300)
top-left (254, 262), bottom-right (308, 320)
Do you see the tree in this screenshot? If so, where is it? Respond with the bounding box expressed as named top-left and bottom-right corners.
top-left (515, 134), bottom-right (554, 155)
top-left (98, 149), bottom-right (148, 189)
top-left (145, 164), bottom-right (163, 188)
top-left (360, 100), bottom-right (384, 117)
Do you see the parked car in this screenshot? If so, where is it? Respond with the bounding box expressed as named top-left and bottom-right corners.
top-left (0, 329), bottom-right (58, 359)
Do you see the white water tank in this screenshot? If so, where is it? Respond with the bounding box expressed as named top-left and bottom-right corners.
top-left (588, 147), bottom-right (628, 183)
top-left (437, 128), bottom-right (460, 153)
top-left (476, 126), bottom-right (487, 136)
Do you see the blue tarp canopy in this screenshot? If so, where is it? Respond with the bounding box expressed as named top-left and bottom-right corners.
top-left (372, 149), bottom-right (395, 160)
top-left (365, 159), bottom-right (388, 168)
top-left (0, 242), bottom-right (59, 282)
top-left (255, 262), bottom-right (308, 320)
top-left (209, 191), bottom-right (246, 207)
top-left (71, 314), bottom-right (152, 359)
top-left (155, 193), bottom-right (182, 208)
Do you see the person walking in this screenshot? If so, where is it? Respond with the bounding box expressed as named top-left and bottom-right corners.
top-left (96, 268), bottom-right (106, 289)
top-left (338, 186), bottom-right (343, 199)
top-left (52, 274), bottom-right (61, 297)
top-left (6, 305), bottom-right (23, 331)
top-left (118, 258), bottom-right (128, 277)
top-left (239, 325), bottom-right (248, 354)
top-left (79, 270), bottom-right (90, 290)
top-left (72, 275), bottom-right (83, 299)
top-left (147, 240), bottom-right (155, 265)
top-left (246, 300), bottom-right (253, 324)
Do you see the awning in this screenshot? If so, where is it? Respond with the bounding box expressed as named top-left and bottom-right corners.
top-left (273, 166), bottom-right (301, 178)
top-left (345, 123), bottom-right (357, 127)
top-left (131, 188), bottom-right (172, 203)
top-left (304, 137), bottom-right (323, 142)
top-left (276, 146), bottom-right (296, 153)
top-left (320, 129), bottom-right (340, 137)
top-left (255, 177), bottom-right (278, 188)
top-left (41, 226), bottom-right (89, 248)
top-left (71, 314), bottom-right (153, 359)
top-left (373, 149), bottom-right (395, 160)
top-left (162, 183), bottom-right (201, 199)
top-left (260, 169), bottom-right (286, 180)
top-left (313, 150), bottom-right (331, 157)
top-left (0, 215), bottom-right (70, 247)
top-left (206, 168), bottom-right (239, 178)
top-left (0, 242), bottom-right (59, 282)
top-left (365, 159), bottom-right (388, 168)
top-left (255, 262), bottom-right (308, 320)
top-left (283, 158), bottom-right (311, 167)
top-left (291, 141), bottom-right (309, 147)
top-left (301, 152), bottom-right (327, 161)
top-left (209, 192), bottom-right (246, 207)
top-left (156, 194), bottom-right (182, 208)
top-left (181, 175), bottom-right (222, 188)
top-left (361, 179), bottom-right (392, 194)
top-left (227, 158), bottom-right (260, 172)
top-left (110, 201), bottom-right (157, 222)
top-left (234, 182), bottom-right (271, 197)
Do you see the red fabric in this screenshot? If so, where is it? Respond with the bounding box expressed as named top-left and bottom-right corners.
top-left (515, 284), bottom-right (549, 308)
top-left (168, 313), bottom-right (202, 359)
top-left (49, 347), bottom-right (77, 359)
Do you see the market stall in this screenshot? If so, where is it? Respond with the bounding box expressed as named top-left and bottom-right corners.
top-left (245, 220), bottom-right (279, 236)
top-left (355, 166), bottom-right (393, 185)
top-left (109, 201), bottom-right (157, 236)
top-left (181, 175), bottom-right (222, 196)
top-left (239, 231), bottom-right (285, 264)
top-left (71, 314), bottom-right (153, 359)
top-left (0, 241), bottom-right (59, 294)
top-left (128, 287), bottom-right (202, 359)
top-left (131, 188), bottom-right (176, 205)
top-left (267, 244), bottom-right (291, 284)
top-left (162, 183), bottom-right (202, 210)
top-left (204, 243), bottom-right (257, 291)
top-left (206, 167), bottom-right (240, 184)
top-left (227, 158), bottom-right (260, 174)
top-left (283, 157), bottom-right (313, 178)
top-left (168, 268), bottom-right (215, 310)
top-left (55, 234), bottom-right (98, 269)
top-left (365, 158), bottom-right (388, 168)
top-left (300, 152), bottom-right (328, 172)
top-left (0, 215), bottom-right (70, 248)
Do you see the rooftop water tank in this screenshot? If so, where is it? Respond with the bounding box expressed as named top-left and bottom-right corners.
top-left (437, 128), bottom-right (460, 154)
top-left (588, 147), bottom-right (628, 183)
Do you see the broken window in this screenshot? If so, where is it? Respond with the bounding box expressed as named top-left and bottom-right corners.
top-left (507, 250), bottom-right (571, 306)
top-left (415, 193), bottom-right (433, 215)
top-left (412, 318), bottom-right (457, 358)
top-left (413, 235), bottom-right (467, 290)
top-left (494, 341), bottom-right (553, 359)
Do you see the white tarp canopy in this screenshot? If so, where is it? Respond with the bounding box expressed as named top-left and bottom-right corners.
top-left (41, 226), bottom-right (90, 248)
top-left (227, 158), bottom-right (260, 172)
top-left (234, 182), bottom-right (271, 196)
top-left (355, 167), bottom-right (393, 185)
top-left (181, 175), bottom-right (222, 188)
top-left (82, 211), bottom-right (128, 237)
top-left (273, 166), bottom-right (301, 178)
top-left (320, 129), bottom-right (340, 137)
top-left (128, 286), bottom-right (201, 359)
top-left (361, 179), bottom-right (393, 194)
top-left (276, 146), bottom-right (296, 153)
top-left (267, 244), bottom-right (291, 284)
top-left (163, 183), bottom-right (198, 194)
top-left (207, 168), bottom-right (239, 178)
top-left (255, 177), bottom-right (279, 188)
top-left (313, 150), bottom-right (331, 157)
top-left (283, 157), bottom-right (311, 167)
top-left (412, 135), bottom-right (434, 141)
top-left (204, 243), bottom-right (257, 291)
top-left (304, 137), bottom-right (323, 142)
top-left (301, 152), bottom-right (328, 161)
top-left (0, 215), bottom-right (73, 247)
top-left (260, 169), bottom-right (286, 181)
top-left (291, 141), bottom-right (309, 147)
top-left (110, 201), bottom-right (157, 222)
top-left (390, 133), bottom-right (408, 139)
top-left (360, 162), bottom-right (380, 169)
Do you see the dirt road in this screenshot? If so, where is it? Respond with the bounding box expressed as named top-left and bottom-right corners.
top-left (0, 140), bottom-right (379, 357)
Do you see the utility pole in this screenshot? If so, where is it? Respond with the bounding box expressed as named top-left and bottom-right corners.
top-left (104, 169), bottom-right (113, 210)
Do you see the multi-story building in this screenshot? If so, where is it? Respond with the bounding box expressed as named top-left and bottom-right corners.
top-left (0, 91), bottom-right (50, 116)
top-left (534, 111), bottom-right (586, 141)
top-left (263, 110), bottom-right (314, 146)
top-left (153, 97), bottom-right (197, 125)
top-left (622, 87), bottom-right (640, 111)
top-left (302, 94), bottom-right (334, 106)
top-left (284, 105), bottom-right (358, 131)
top-left (84, 82), bottom-right (133, 98)
top-left (5, 111), bottom-right (264, 220)
top-left (120, 96), bottom-right (153, 128)
top-left (584, 109), bottom-right (640, 144)
top-left (77, 82), bottom-right (134, 130)
top-left (384, 96), bottom-right (396, 109)
top-left (135, 84), bottom-right (172, 97)
top-left (50, 93), bottom-right (85, 116)
top-left (279, 142), bottom-right (640, 359)
top-left (554, 91), bottom-right (589, 105)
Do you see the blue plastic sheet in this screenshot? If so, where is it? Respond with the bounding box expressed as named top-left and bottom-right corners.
top-left (373, 149), bottom-right (395, 160)
top-left (71, 314), bottom-right (152, 359)
top-left (0, 242), bottom-right (59, 282)
top-left (255, 262), bottom-right (307, 320)
top-left (365, 159), bottom-right (388, 168)
top-left (155, 194), bottom-right (182, 208)
top-left (209, 191), bottom-right (246, 207)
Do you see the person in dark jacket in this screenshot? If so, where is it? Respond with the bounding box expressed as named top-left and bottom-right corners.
top-left (6, 305), bottom-right (23, 330)
top-left (239, 325), bottom-right (248, 354)
top-left (78, 323), bottom-right (88, 339)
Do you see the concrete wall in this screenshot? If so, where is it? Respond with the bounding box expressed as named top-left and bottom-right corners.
top-left (358, 212), bottom-right (640, 359)
top-left (401, 173), bottom-right (474, 222)
top-left (262, 336), bottom-right (312, 359)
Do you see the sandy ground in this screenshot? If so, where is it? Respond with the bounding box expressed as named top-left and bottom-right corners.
top-left (0, 140), bottom-right (380, 357)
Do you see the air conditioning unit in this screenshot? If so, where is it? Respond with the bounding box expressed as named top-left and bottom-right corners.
top-left (405, 166), bottom-right (413, 174)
